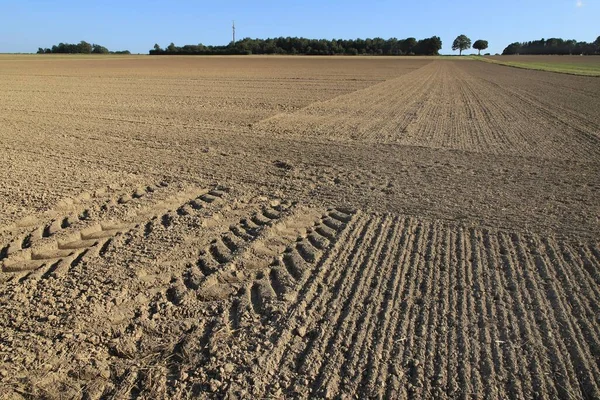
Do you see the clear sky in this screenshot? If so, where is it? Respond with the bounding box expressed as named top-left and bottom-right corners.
top-left (0, 0), bottom-right (598, 55)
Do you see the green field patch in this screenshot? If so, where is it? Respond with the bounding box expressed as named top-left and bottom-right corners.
top-left (473, 56), bottom-right (600, 77)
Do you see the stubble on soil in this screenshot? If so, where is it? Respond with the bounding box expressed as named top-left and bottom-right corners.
top-left (0, 56), bottom-right (599, 399)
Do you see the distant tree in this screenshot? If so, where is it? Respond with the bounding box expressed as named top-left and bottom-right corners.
top-left (92, 44), bottom-right (109, 54)
top-left (430, 36), bottom-right (443, 54)
top-left (502, 42), bottom-right (521, 55)
top-left (452, 34), bottom-right (472, 55)
top-left (77, 41), bottom-right (92, 54)
top-left (37, 48), bottom-right (45, 54)
top-left (40, 41), bottom-right (121, 54)
top-left (503, 37), bottom-right (598, 55)
top-left (564, 39), bottom-right (577, 54)
top-left (414, 36), bottom-right (442, 55)
top-left (595, 36), bottom-right (600, 52)
top-left (472, 39), bottom-right (488, 55)
top-left (400, 37), bottom-right (417, 54)
top-left (148, 35), bottom-right (447, 56)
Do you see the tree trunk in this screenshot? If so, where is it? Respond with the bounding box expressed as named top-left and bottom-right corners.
top-left (478, 49), bottom-right (481, 55)
top-left (460, 49), bottom-right (462, 56)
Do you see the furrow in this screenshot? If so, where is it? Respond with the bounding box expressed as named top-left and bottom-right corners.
top-left (469, 228), bottom-right (499, 398)
top-left (542, 239), bottom-right (600, 351)
top-left (516, 234), bottom-right (600, 397)
top-left (318, 215), bottom-right (401, 397)
top-left (384, 219), bottom-right (427, 398)
top-left (358, 217), bottom-right (411, 394)
top-left (497, 232), bottom-right (574, 398)
top-left (482, 230), bottom-right (528, 398)
top-left (415, 222), bottom-right (445, 397)
top-left (453, 227), bottom-right (476, 397)
top-left (293, 216), bottom-right (388, 393)
top-left (261, 216), bottom-right (370, 390)
top-left (429, 225), bottom-right (454, 397)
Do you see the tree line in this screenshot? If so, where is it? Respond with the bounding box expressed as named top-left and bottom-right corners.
top-left (37, 41), bottom-right (130, 54)
top-left (149, 36), bottom-right (443, 56)
top-left (502, 37), bottom-right (600, 55)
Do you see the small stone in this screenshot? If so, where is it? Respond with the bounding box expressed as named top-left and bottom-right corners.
top-left (224, 363), bottom-right (234, 374)
top-left (296, 326), bottom-right (307, 338)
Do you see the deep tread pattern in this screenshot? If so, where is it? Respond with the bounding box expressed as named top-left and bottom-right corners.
top-left (229, 208), bottom-right (356, 328)
top-left (190, 203), bottom-right (293, 284)
top-left (0, 182), bottom-right (167, 264)
top-left (1, 186), bottom-right (228, 280)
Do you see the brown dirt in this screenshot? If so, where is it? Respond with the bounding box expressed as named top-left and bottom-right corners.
top-left (0, 55), bottom-right (598, 399)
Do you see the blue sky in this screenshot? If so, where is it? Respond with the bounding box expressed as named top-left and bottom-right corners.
top-left (0, 0), bottom-right (598, 54)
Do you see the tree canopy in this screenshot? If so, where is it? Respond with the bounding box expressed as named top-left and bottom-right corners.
top-left (149, 36), bottom-right (443, 56)
top-left (37, 41), bottom-right (130, 54)
top-left (472, 40), bottom-right (488, 55)
top-left (452, 35), bottom-right (472, 55)
top-left (92, 44), bottom-right (109, 54)
top-left (502, 37), bottom-right (600, 55)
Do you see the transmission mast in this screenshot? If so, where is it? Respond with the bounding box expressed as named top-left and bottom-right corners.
top-left (232, 21), bottom-right (236, 44)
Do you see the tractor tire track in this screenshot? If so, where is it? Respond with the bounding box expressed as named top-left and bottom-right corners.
top-left (1, 187), bottom-right (226, 283)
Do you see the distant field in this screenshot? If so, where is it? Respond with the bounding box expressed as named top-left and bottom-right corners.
top-left (0, 54), bottom-right (148, 60)
top-left (482, 55), bottom-right (600, 76)
top-left (1, 55), bottom-right (599, 399)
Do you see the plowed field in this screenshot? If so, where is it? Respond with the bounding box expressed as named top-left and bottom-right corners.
top-left (0, 55), bottom-right (599, 399)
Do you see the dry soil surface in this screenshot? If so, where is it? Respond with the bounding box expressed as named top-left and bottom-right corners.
top-left (0, 56), bottom-right (599, 399)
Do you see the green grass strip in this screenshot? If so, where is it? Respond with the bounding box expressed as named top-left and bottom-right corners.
top-left (470, 56), bottom-right (600, 77)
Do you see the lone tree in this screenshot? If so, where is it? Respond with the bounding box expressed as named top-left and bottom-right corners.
top-left (452, 34), bottom-right (472, 55)
top-left (472, 39), bottom-right (489, 55)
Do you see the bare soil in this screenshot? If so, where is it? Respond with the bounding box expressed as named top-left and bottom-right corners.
top-left (0, 56), bottom-right (598, 399)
